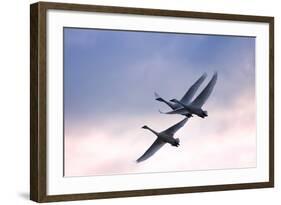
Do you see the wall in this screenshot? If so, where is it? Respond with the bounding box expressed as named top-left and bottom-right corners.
top-left (0, 0), bottom-right (279, 204)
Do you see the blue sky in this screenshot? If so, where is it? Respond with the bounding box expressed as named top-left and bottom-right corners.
top-left (63, 27), bottom-right (256, 176)
top-left (64, 28), bottom-right (255, 122)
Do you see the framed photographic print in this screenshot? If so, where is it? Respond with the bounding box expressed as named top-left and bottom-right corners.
top-left (30, 1), bottom-right (274, 202)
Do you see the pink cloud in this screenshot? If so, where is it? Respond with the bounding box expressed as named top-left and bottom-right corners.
top-left (64, 90), bottom-right (256, 177)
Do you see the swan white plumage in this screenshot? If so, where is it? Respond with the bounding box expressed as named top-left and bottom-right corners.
top-left (136, 117), bottom-right (188, 163)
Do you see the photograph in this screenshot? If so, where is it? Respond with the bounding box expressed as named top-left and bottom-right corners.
top-left (63, 27), bottom-right (256, 177)
top-left (30, 2), bottom-right (274, 202)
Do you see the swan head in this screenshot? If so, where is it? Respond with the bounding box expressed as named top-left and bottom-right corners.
top-left (172, 138), bottom-right (180, 147)
top-left (142, 125), bottom-right (149, 129)
top-left (196, 110), bottom-right (208, 118)
top-left (203, 110), bottom-right (208, 117)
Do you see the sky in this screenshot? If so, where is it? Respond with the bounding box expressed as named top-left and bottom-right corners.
top-left (63, 27), bottom-right (256, 177)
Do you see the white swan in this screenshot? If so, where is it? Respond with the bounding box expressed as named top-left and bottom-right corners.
top-left (155, 73), bottom-right (207, 117)
top-left (136, 117), bottom-right (188, 163)
top-left (168, 72), bottom-right (218, 118)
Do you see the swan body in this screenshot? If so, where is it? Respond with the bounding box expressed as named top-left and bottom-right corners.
top-left (136, 117), bottom-right (188, 163)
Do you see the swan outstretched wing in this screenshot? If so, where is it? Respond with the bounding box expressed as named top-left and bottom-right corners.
top-left (190, 72), bottom-right (218, 108)
top-left (180, 73), bottom-right (207, 104)
top-left (137, 139), bottom-right (165, 162)
top-left (163, 117), bottom-right (188, 136)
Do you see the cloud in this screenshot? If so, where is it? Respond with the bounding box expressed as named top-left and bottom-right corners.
top-left (64, 90), bottom-right (256, 177)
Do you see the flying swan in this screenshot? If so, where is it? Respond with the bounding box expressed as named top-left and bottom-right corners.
top-left (168, 72), bottom-right (218, 118)
top-left (136, 117), bottom-right (188, 163)
top-left (155, 73), bottom-right (207, 117)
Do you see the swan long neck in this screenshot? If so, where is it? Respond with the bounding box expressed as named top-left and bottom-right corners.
top-left (174, 99), bottom-right (183, 105)
top-left (156, 97), bottom-right (178, 110)
top-left (145, 126), bottom-right (158, 136)
top-left (174, 100), bottom-right (188, 108)
top-left (162, 100), bottom-right (178, 110)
